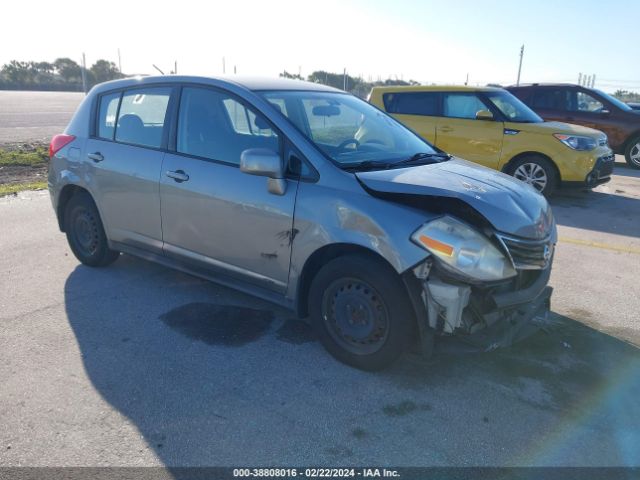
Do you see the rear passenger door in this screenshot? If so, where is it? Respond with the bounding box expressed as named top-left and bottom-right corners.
top-left (435, 93), bottom-right (504, 169)
top-left (381, 91), bottom-right (440, 143)
top-left (86, 86), bottom-right (172, 254)
top-left (159, 86), bottom-right (298, 293)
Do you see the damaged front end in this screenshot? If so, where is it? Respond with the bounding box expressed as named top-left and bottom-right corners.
top-left (410, 218), bottom-right (555, 352)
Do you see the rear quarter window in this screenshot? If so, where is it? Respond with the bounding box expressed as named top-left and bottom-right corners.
top-left (383, 92), bottom-right (439, 116)
top-left (97, 92), bottom-right (121, 140)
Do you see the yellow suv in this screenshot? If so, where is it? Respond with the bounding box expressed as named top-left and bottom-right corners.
top-left (369, 85), bottom-right (614, 195)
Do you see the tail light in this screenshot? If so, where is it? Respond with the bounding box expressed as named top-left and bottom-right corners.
top-left (49, 134), bottom-right (76, 158)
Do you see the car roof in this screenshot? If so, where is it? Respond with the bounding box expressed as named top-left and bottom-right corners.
top-left (507, 83), bottom-right (584, 89)
top-left (370, 85), bottom-right (504, 93)
top-left (90, 75), bottom-right (342, 94)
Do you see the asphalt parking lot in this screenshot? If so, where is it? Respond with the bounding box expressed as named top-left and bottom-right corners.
top-left (1, 92), bottom-right (639, 468)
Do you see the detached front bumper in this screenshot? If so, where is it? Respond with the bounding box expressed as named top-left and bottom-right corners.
top-left (413, 262), bottom-right (553, 352)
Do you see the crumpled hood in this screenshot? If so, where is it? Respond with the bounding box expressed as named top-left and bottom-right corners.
top-left (356, 158), bottom-right (555, 240)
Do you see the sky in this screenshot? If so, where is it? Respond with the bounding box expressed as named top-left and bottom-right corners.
top-left (2, 0), bottom-right (639, 93)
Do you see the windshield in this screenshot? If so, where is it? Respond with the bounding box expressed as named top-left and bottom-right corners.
top-left (260, 91), bottom-right (438, 167)
top-left (485, 90), bottom-right (543, 123)
top-left (595, 89), bottom-right (633, 112)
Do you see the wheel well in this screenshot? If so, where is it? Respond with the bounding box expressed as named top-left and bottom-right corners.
top-left (501, 151), bottom-right (562, 181)
top-left (295, 244), bottom-right (399, 318)
top-left (56, 185), bottom-right (90, 232)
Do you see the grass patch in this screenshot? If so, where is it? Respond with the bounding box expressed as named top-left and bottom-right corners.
top-left (0, 181), bottom-right (47, 197)
top-left (0, 146), bottom-right (49, 166)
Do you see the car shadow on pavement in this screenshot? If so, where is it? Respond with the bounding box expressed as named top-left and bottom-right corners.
top-left (64, 258), bottom-right (640, 467)
top-left (550, 189), bottom-right (640, 238)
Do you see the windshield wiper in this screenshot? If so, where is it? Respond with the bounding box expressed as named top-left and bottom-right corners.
top-left (397, 152), bottom-right (452, 166)
top-left (343, 152), bottom-right (451, 172)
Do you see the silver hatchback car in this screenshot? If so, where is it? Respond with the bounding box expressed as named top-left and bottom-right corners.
top-left (49, 76), bottom-right (556, 370)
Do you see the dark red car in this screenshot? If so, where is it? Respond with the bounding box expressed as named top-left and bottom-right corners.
top-left (507, 83), bottom-right (640, 169)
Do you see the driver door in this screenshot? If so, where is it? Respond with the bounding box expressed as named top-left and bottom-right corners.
top-left (160, 86), bottom-right (298, 292)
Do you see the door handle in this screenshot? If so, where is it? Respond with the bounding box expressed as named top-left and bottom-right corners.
top-left (87, 152), bottom-right (104, 162)
top-left (166, 170), bottom-right (190, 182)
top-left (439, 126), bottom-right (453, 133)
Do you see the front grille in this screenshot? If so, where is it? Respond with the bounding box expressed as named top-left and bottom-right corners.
top-left (497, 234), bottom-right (553, 270)
top-left (595, 154), bottom-right (615, 178)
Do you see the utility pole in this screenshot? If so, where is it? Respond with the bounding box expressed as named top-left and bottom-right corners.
top-left (222, 57), bottom-right (226, 74)
top-left (578, 72), bottom-right (582, 85)
top-left (343, 68), bottom-right (347, 91)
top-left (465, 73), bottom-right (469, 86)
top-left (591, 74), bottom-right (596, 88)
top-left (117, 48), bottom-right (122, 73)
top-left (516, 45), bottom-right (524, 86)
top-left (81, 53), bottom-right (87, 94)
top-left (174, 60), bottom-right (177, 75)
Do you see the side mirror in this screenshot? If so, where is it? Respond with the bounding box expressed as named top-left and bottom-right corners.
top-left (240, 148), bottom-right (286, 195)
top-left (475, 110), bottom-right (494, 121)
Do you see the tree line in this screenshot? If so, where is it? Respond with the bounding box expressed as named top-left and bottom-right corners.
top-left (0, 58), bottom-right (123, 91)
top-left (280, 70), bottom-right (419, 98)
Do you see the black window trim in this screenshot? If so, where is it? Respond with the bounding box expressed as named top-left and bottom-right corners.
top-left (382, 91), bottom-right (443, 117)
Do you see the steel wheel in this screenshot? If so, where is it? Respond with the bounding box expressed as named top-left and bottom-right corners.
top-left (321, 277), bottom-right (390, 356)
top-left (72, 209), bottom-right (100, 257)
top-left (513, 162), bottom-right (548, 192)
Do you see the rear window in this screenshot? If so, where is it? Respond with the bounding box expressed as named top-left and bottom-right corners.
top-left (114, 87), bottom-right (171, 148)
top-left (383, 92), bottom-right (439, 116)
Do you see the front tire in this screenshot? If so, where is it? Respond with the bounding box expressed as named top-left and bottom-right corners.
top-left (64, 192), bottom-right (119, 267)
top-left (308, 255), bottom-right (414, 371)
top-left (509, 155), bottom-right (559, 196)
top-left (624, 135), bottom-right (640, 169)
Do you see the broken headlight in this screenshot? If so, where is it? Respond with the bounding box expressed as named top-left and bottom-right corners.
top-left (411, 216), bottom-right (517, 282)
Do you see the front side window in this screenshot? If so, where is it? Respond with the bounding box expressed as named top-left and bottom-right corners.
top-left (574, 91), bottom-right (604, 112)
top-left (115, 87), bottom-right (171, 148)
top-left (97, 92), bottom-right (120, 140)
top-left (443, 94), bottom-right (488, 119)
top-left (485, 91), bottom-right (543, 123)
top-left (261, 91), bottom-right (437, 167)
top-left (383, 92), bottom-right (439, 116)
top-left (177, 87), bottom-right (279, 165)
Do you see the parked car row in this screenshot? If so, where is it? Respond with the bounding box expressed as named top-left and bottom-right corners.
top-left (368, 85), bottom-right (614, 195)
top-left (507, 83), bottom-right (640, 169)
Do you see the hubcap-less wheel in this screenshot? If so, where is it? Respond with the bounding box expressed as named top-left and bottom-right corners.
top-left (630, 142), bottom-right (640, 167)
top-left (72, 209), bottom-right (100, 257)
top-left (513, 162), bottom-right (548, 192)
top-left (322, 278), bottom-right (389, 355)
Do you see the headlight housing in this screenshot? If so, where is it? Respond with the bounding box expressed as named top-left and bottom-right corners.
top-left (411, 216), bottom-right (517, 281)
top-left (553, 134), bottom-right (597, 151)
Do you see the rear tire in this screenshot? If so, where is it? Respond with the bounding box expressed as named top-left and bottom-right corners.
top-left (64, 192), bottom-right (119, 267)
top-left (509, 155), bottom-right (559, 196)
top-left (308, 254), bottom-right (414, 371)
top-left (624, 135), bottom-right (640, 169)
